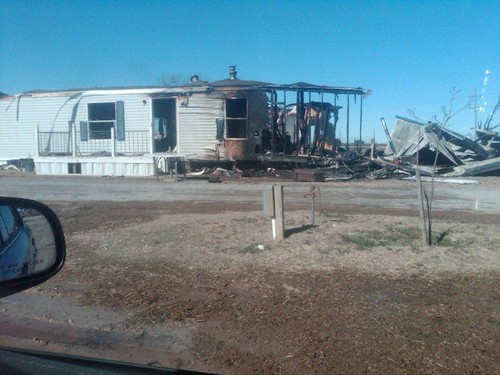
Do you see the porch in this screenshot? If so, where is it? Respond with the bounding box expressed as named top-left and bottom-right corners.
top-left (35, 126), bottom-right (184, 176)
top-left (37, 125), bottom-right (152, 157)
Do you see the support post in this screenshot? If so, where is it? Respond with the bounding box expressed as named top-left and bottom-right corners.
top-left (304, 186), bottom-right (319, 226)
top-left (346, 94), bottom-right (350, 151)
top-left (359, 96), bottom-right (363, 146)
top-left (35, 123), bottom-right (40, 157)
top-left (283, 91), bottom-right (287, 156)
top-left (154, 157), bottom-right (159, 182)
top-left (273, 185), bottom-right (285, 241)
top-left (71, 122), bottom-right (77, 157)
top-left (296, 91), bottom-right (304, 155)
top-left (320, 92), bottom-right (329, 155)
top-left (271, 91), bottom-right (275, 158)
top-left (149, 124), bottom-right (154, 154)
top-left (111, 127), bottom-right (116, 157)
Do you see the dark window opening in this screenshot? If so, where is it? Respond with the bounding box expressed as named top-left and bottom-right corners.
top-left (88, 102), bottom-right (115, 121)
top-left (68, 163), bottom-right (82, 174)
top-left (226, 119), bottom-right (247, 138)
top-left (89, 122), bottom-right (114, 139)
top-left (226, 98), bottom-right (247, 139)
top-left (88, 102), bottom-right (116, 139)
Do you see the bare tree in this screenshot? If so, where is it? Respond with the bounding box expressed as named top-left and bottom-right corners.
top-left (159, 73), bottom-right (207, 87)
top-left (478, 94), bottom-right (500, 131)
top-left (160, 74), bottom-right (190, 87)
top-left (407, 88), bottom-right (471, 247)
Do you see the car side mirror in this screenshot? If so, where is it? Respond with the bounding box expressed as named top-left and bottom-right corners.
top-left (0, 197), bottom-right (66, 297)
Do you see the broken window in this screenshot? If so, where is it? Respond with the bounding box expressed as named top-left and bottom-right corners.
top-left (226, 98), bottom-right (247, 139)
top-left (88, 102), bottom-right (116, 139)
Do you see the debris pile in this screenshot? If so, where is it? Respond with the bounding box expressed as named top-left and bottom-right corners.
top-left (380, 116), bottom-right (500, 177)
top-left (184, 152), bottom-right (386, 182)
top-left (140, 115), bottom-right (500, 183)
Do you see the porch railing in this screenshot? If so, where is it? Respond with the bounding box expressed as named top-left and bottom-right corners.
top-left (37, 124), bottom-right (152, 157)
top-left (38, 131), bottom-right (71, 155)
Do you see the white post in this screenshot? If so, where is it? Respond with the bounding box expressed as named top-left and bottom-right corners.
top-left (273, 185), bottom-right (285, 241)
top-left (149, 125), bottom-right (154, 154)
top-left (35, 123), bottom-right (40, 157)
top-left (263, 185), bottom-right (277, 239)
top-left (111, 127), bottom-right (116, 157)
top-left (72, 122), bottom-right (77, 157)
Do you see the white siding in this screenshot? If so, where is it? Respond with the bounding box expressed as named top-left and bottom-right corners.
top-left (35, 156), bottom-right (155, 176)
top-left (1, 90), bottom-right (229, 162)
top-left (177, 94), bottom-right (224, 154)
top-left (0, 93), bottom-right (152, 160)
top-left (0, 96), bottom-right (68, 160)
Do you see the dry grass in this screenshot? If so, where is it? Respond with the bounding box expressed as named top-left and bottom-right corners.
top-left (69, 209), bottom-right (500, 277)
top-left (60, 202), bottom-right (500, 375)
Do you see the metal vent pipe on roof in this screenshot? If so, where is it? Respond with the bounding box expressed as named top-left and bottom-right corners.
top-left (229, 65), bottom-right (237, 80)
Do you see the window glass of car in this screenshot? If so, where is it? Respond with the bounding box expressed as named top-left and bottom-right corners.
top-left (0, 206), bottom-right (20, 243)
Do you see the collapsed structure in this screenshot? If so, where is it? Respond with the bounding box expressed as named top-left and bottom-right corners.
top-left (0, 66), bottom-right (368, 176)
top-left (380, 116), bottom-right (500, 177)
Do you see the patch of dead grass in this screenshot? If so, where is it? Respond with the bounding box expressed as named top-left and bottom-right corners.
top-left (67, 209), bottom-right (499, 277)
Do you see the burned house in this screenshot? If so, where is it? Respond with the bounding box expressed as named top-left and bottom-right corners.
top-left (0, 66), bottom-right (368, 176)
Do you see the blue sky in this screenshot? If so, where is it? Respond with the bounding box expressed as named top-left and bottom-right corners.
top-left (1, 0), bottom-right (498, 140)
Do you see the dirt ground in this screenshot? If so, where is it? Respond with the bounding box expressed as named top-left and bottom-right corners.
top-left (1, 173), bottom-right (499, 374)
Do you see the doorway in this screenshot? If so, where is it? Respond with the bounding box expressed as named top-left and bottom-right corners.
top-left (152, 98), bottom-right (177, 152)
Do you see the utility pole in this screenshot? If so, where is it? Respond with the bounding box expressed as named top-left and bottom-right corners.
top-left (471, 86), bottom-right (480, 129)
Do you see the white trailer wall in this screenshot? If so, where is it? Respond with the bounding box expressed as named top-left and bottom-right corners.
top-left (0, 92), bottom-right (152, 161)
top-left (1, 89), bottom-right (227, 163)
top-left (1, 95), bottom-right (69, 160)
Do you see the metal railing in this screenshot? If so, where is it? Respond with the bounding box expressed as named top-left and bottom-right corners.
top-left (115, 131), bottom-right (150, 155)
top-left (37, 125), bottom-right (151, 157)
top-left (38, 131), bottom-right (71, 155)
top-left (76, 131), bottom-right (113, 155)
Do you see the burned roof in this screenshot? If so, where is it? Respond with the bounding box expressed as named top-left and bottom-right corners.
top-left (268, 82), bottom-right (367, 96)
top-left (209, 78), bottom-right (272, 88)
top-left (2, 65), bottom-right (369, 98)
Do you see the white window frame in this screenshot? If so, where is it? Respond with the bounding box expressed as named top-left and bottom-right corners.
top-left (87, 102), bottom-right (117, 140)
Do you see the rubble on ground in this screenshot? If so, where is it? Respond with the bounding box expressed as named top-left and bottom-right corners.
top-left (183, 115), bottom-right (499, 182)
top-left (380, 116), bottom-right (500, 177)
